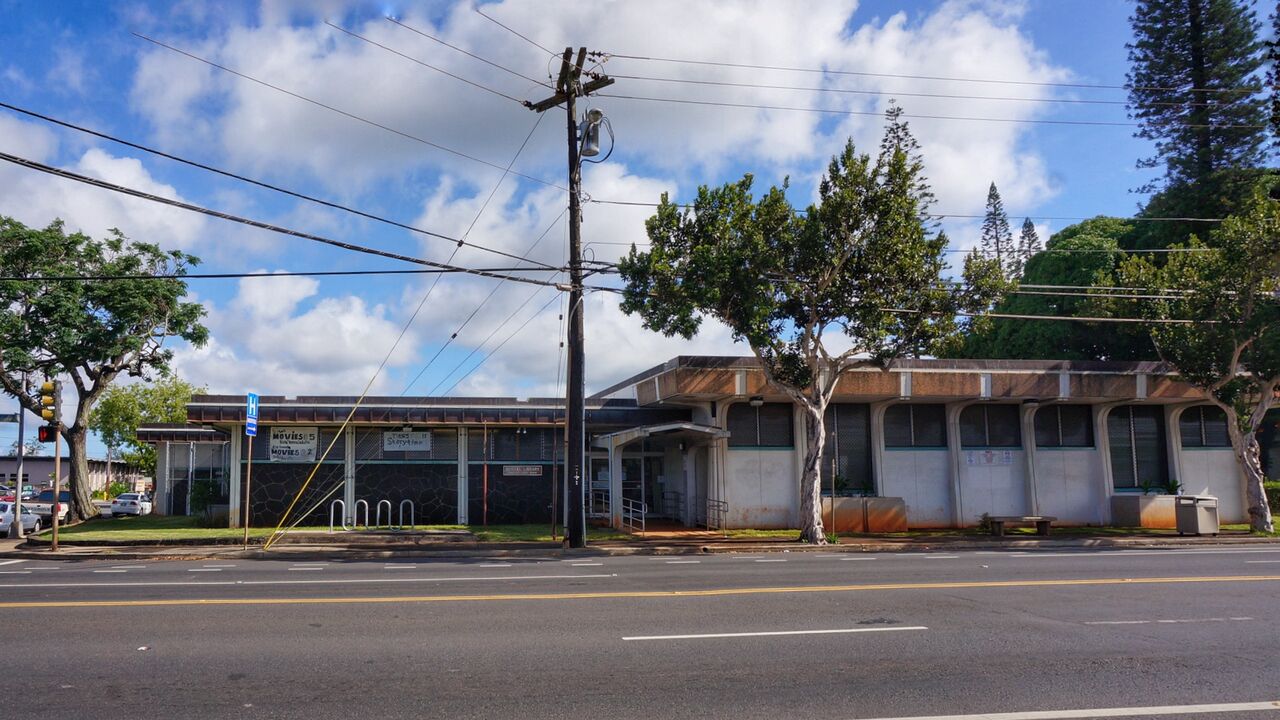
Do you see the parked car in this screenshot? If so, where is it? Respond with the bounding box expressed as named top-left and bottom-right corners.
top-left (26, 490), bottom-right (71, 523)
top-left (110, 493), bottom-right (152, 516)
top-left (0, 502), bottom-right (42, 533)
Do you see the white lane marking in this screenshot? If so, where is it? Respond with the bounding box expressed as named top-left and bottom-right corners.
top-left (201, 564), bottom-right (236, 568)
top-left (730, 556), bottom-right (765, 560)
top-left (383, 565), bottom-right (419, 570)
top-left (288, 567), bottom-right (324, 571)
top-left (0, 559), bottom-right (26, 566)
top-left (623, 626), bottom-right (928, 641)
top-left (187, 568), bottom-right (221, 573)
top-left (571, 562), bottom-right (603, 567)
top-left (111, 565), bottom-right (146, 570)
top-left (476, 563), bottom-right (512, 568)
top-left (666, 560), bottom-right (700, 564)
top-left (924, 555), bottom-right (959, 560)
top-left (0, 571), bottom-right (30, 575)
top-left (1245, 560), bottom-right (1280, 563)
top-left (1084, 617), bottom-right (1254, 625)
top-left (754, 559), bottom-right (787, 563)
top-left (0, 572), bottom-right (616, 590)
top-left (93, 570), bottom-right (127, 574)
top-left (26, 567), bottom-right (58, 571)
top-left (841, 557), bottom-right (877, 561)
top-left (812, 554), bottom-right (843, 558)
top-left (850, 699), bottom-right (1280, 720)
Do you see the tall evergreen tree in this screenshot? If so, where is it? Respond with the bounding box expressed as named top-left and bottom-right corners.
top-left (1016, 218), bottom-right (1041, 276)
top-left (1270, 7), bottom-right (1278, 145)
top-left (980, 182), bottom-right (1014, 277)
top-left (1127, 0), bottom-right (1268, 189)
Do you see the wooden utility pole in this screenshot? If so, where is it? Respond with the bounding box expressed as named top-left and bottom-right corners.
top-left (527, 48), bottom-right (613, 549)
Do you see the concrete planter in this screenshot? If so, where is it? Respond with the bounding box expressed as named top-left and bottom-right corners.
top-left (1110, 494), bottom-right (1177, 528)
top-left (820, 497), bottom-right (908, 533)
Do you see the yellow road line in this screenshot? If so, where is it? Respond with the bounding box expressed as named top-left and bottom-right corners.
top-left (3, 574), bottom-right (1279, 610)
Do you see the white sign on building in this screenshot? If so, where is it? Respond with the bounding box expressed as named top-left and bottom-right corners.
top-left (270, 427), bottom-right (319, 462)
top-left (383, 431), bottom-right (432, 453)
top-left (965, 450), bottom-right (1015, 466)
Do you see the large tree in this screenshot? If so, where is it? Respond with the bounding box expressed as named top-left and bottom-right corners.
top-left (980, 183), bottom-right (1016, 277)
top-left (1117, 189), bottom-right (1279, 532)
top-left (0, 218), bottom-right (207, 520)
top-left (90, 375), bottom-right (202, 478)
top-left (618, 109), bottom-right (1006, 543)
top-left (1127, 0), bottom-right (1268, 190)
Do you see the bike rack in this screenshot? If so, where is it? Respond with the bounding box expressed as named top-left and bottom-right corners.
top-left (353, 499), bottom-right (370, 530)
top-left (328, 499), bottom-right (349, 533)
top-left (398, 499), bottom-right (415, 530)
top-left (375, 499), bottom-right (392, 529)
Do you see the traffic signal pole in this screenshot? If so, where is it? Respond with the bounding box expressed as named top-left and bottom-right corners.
top-left (51, 430), bottom-right (60, 552)
top-left (527, 48), bottom-right (613, 549)
top-left (8, 374), bottom-right (26, 540)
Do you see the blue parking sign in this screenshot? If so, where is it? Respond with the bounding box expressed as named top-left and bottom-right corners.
top-left (245, 392), bottom-right (259, 437)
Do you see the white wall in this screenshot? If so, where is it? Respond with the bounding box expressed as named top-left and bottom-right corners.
top-left (724, 449), bottom-right (796, 528)
top-left (880, 450), bottom-right (952, 527)
top-left (1033, 449), bottom-right (1105, 524)
top-left (957, 451), bottom-right (1029, 524)
top-left (1178, 448), bottom-right (1246, 524)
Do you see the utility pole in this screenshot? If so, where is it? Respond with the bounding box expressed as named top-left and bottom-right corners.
top-left (527, 48), bottom-right (613, 549)
top-left (8, 375), bottom-right (27, 539)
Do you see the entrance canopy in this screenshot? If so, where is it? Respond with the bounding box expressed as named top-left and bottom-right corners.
top-left (592, 422), bottom-right (729, 450)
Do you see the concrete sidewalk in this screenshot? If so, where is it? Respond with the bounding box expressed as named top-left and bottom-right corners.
top-left (1, 529), bottom-right (1276, 562)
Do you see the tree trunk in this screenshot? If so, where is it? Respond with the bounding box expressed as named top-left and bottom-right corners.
top-left (1224, 411), bottom-right (1274, 533)
top-left (797, 404), bottom-right (827, 545)
top-left (1186, 0), bottom-right (1214, 180)
top-left (64, 427), bottom-right (97, 521)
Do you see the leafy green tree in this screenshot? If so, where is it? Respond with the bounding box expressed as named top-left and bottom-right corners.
top-left (90, 376), bottom-right (202, 477)
top-left (0, 218), bottom-right (207, 520)
top-left (1126, 0), bottom-right (1268, 190)
top-left (618, 109), bottom-right (1007, 543)
top-left (7, 438), bottom-right (43, 457)
top-left (949, 217), bottom-right (1158, 361)
top-left (980, 183), bottom-right (1015, 277)
top-left (1127, 168), bottom-right (1276, 251)
top-left (1118, 190), bottom-right (1278, 532)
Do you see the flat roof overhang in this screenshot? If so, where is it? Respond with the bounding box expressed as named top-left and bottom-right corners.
top-left (592, 422), bottom-right (730, 449)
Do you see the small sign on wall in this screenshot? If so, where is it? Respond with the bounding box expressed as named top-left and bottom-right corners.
top-left (270, 427), bottom-right (318, 462)
top-left (965, 450), bottom-right (1015, 466)
top-left (502, 465), bottom-right (543, 477)
top-left (383, 431), bottom-right (432, 453)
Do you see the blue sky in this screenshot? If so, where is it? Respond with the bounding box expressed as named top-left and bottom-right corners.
top-left (0, 0), bottom-right (1269, 457)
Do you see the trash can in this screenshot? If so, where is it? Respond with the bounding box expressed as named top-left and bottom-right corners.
top-left (1175, 495), bottom-right (1219, 536)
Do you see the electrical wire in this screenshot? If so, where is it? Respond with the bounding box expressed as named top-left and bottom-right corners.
top-left (0, 267), bottom-right (563, 282)
top-left (886, 308), bottom-right (1215, 324)
top-left (132, 32), bottom-right (565, 191)
top-left (596, 92), bottom-right (1266, 129)
top-left (473, 5), bottom-right (560, 58)
top-left (598, 51), bottom-right (1261, 95)
top-left (385, 16), bottom-right (553, 88)
top-left (0, 151), bottom-right (562, 289)
top-left (325, 21), bottom-right (526, 104)
top-left (437, 290), bottom-right (564, 396)
top-left (0, 101), bottom-right (558, 269)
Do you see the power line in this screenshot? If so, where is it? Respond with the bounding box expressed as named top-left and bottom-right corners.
top-left (0, 150), bottom-right (562, 290)
top-left (598, 51), bottom-right (1260, 95)
top-left (132, 32), bottom-right (565, 191)
top-left (473, 5), bottom-right (560, 58)
top-left (0, 267), bottom-right (562, 282)
top-left (437, 289), bottom-right (563, 397)
top-left (324, 21), bottom-right (526, 104)
top-left (888, 308), bottom-right (1213, 324)
top-left (385, 16), bottom-right (552, 88)
top-left (0, 101), bottom-right (557, 269)
top-left (597, 92), bottom-right (1266, 129)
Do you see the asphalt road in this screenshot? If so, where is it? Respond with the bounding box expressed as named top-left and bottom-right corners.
top-left (3, 546), bottom-right (1279, 720)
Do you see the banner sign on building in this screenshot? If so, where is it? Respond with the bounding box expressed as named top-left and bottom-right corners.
top-left (270, 427), bottom-right (318, 462)
top-left (965, 450), bottom-right (1015, 466)
top-left (383, 431), bottom-right (432, 453)
top-left (502, 465), bottom-right (543, 477)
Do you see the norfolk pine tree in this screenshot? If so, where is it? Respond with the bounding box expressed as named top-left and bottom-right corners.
top-left (1117, 190), bottom-right (1279, 532)
top-left (980, 183), bottom-right (1016, 277)
top-left (618, 109), bottom-right (1007, 544)
top-left (0, 218), bottom-right (207, 520)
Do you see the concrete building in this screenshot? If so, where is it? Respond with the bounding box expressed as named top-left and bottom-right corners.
top-left (0, 454), bottom-right (146, 494)
top-left (138, 356), bottom-right (1280, 530)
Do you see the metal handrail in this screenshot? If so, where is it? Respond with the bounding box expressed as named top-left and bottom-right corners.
top-left (353, 499), bottom-right (369, 530)
top-left (588, 488), bottom-right (610, 518)
top-left (328, 499), bottom-right (348, 533)
top-left (398, 499), bottom-right (414, 530)
top-left (705, 499), bottom-right (728, 532)
top-left (375, 499), bottom-right (392, 529)
top-left (621, 497), bottom-right (647, 535)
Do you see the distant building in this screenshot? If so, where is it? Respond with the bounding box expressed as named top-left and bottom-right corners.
top-left (0, 454), bottom-right (147, 494)
top-left (138, 356), bottom-right (1280, 530)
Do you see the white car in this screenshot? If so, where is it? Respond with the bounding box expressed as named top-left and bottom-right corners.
top-left (0, 502), bottom-right (42, 533)
top-left (110, 493), bottom-right (152, 516)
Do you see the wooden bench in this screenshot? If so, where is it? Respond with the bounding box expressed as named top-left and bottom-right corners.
top-left (987, 515), bottom-right (1057, 537)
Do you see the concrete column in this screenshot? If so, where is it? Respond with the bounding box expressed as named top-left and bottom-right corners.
top-left (608, 440), bottom-right (624, 529)
top-left (228, 432), bottom-right (242, 528)
top-left (944, 403), bottom-right (971, 527)
top-left (457, 428), bottom-right (469, 525)
top-left (1020, 402), bottom-right (1041, 516)
top-left (155, 442), bottom-right (170, 516)
top-left (1093, 402), bottom-right (1124, 525)
top-left (682, 445), bottom-right (696, 526)
top-left (869, 401), bottom-right (894, 497)
top-left (344, 429), bottom-right (356, 524)
top-left (1165, 403), bottom-right (1196, 492)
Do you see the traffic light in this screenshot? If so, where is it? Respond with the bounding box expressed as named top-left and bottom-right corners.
top-left (38, 380), bottom-right (60, 424)
top-left (37, 425), bottom-right (56, 443)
